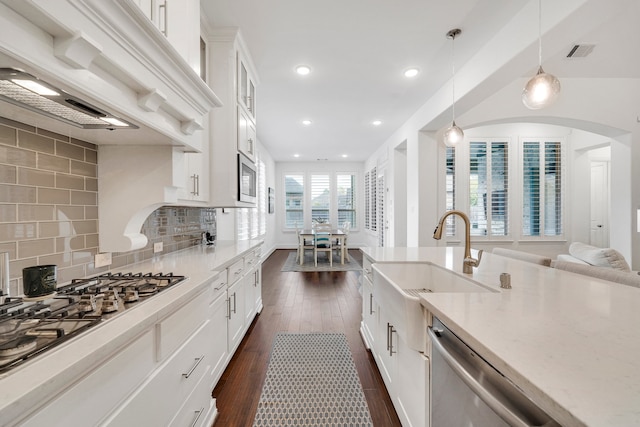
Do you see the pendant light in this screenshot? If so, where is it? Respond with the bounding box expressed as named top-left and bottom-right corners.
top-left (443, 28), bottom-right (463, 147)
top-left (522, 0), bottom-right (560, 109)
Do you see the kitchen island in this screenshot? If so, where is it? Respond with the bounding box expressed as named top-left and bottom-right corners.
top-left (0, 239), bottom-right (264, 427)
top-left (361, 246), bottom-right (640, 427)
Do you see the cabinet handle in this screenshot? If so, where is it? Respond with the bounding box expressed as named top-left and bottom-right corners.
top-left (190, 407), bottom-right (205, 427)
top-left (248, 137), bottom-right (254, 154)
top-left (232, 292), bottom-right (237, 314)
top-left (191, 174), bottom-right (199, 196)
top-left (227, 297), bottom-right (231, 319)
top-left (214, 282), bottom-right (226, 291)
top-left (159, 0), bottom-right (168, 36)
top-left (389, 324), bottom-right (396, 357)
top-left (386, 322), bottom-right (391, 351)
top-left (182, 354), bottom-right (205, 379)
top-left (369, 294), bottom-right (375, 315)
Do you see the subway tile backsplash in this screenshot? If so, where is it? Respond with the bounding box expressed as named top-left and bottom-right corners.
top-left (0, 117), bottom-right (216, 297)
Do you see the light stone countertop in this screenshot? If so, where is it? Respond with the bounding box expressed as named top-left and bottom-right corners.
top-left (360, 246), bottom-right (640, 427)
top-left (0, 239), bottom-right (263, 425)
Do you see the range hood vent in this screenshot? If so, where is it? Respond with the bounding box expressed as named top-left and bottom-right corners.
top-left (0, 68), bottom-right (138, 129)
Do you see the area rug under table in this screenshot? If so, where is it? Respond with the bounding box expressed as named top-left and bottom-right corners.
top-left (280, 252), bottom-right (362, 272)
top-left (253, 332), bottom-right (373, 427)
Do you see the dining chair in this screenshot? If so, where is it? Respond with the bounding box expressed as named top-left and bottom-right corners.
top-left (314, 231), bottom-right (333, 267)
top-left (314, 223), bottom-right (332, 232)
top-left (335, 222), bottom-right (350, 261)
top-left (295, 223), bottom-right (314, 264)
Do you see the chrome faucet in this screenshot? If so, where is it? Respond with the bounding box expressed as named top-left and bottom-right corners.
top-left (433, 210), bottom-right (483, 274)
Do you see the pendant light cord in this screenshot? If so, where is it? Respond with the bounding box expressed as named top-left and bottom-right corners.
top-left (537, 0), bottom-right (542, 68)
top-left (451, 32), bottom-right (456, 121)
top-left (447, 29), bottom-right (460, 123)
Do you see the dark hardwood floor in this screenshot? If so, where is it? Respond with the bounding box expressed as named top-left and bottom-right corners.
top-left (211, 249), bottom-right (402, 427)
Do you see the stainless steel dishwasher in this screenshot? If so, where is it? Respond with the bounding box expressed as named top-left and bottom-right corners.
top-left (428, 317), bottom-right (561, 427)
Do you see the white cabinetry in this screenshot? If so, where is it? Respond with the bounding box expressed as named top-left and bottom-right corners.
top-left (361, 257), bottom-right (430, 427)
top-left (208, 271), bottom-right (229, 387)
top-left (103, 289), bottom-right (215, 427)
top-left (208, 28), bottom-right (259, 207)
top-left (361, 255), bottom-right (377, 350)
top-left (237, 53), bottom-right (257, 122)
top-left (237, 106), bottom-right (257, 161)
top-left (19, 330), bottom-right (156, 427)
top-left (227, 267), bottom-right (246, 354)
top-left (21, 285), bottom-right (216, 427)
top-left (132, 0), bottom-right (201, 72)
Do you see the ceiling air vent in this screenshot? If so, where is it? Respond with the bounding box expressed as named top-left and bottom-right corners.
top-left (566, 44), bottom-right (595, 58)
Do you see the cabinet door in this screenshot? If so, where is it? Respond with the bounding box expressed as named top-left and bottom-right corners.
top-left (227, 279), bottom-right (245, 353)
top-left (237, 107), bottom-right (256, 161)
top-left (253, 264), bottom-right (262, 313)
top-left (396, 339), bottom-right (429, 427)
top-left (208, 291), bottom-right (229, 387)
top-left (375, 309), bottom-right (398, 393)
top-left (244, 267), bottom-right (256, 324)
top-left (178, 152), bottom-right (208, 203)
top-left (361, 275), bottom-right (376, 350)
top-left (237, 54), bottom-right (256, 120)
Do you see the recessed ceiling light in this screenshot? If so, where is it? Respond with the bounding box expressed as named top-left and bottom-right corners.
top-left (372, 120), bottom-right (382, 126)
top-left (302, 119), bottom-right (312, 126)
top-left (296, 65), bottom-right (311, 75)
top-left (341, 154), bottom-right (348, 158)
top-left (404, 68), bottom-right (419, 78)
top-left (293, 154), bottom-right (300, 158)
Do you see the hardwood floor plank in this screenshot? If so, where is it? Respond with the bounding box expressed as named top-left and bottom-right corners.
top-left (211, 249), bottom-right (401, 427)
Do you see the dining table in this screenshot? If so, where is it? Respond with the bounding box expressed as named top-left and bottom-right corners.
top-left (297, 229), bottom-right (348, 265)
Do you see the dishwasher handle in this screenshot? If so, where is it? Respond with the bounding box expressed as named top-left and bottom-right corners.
top-left (428, 327), bottom-right (555, 427)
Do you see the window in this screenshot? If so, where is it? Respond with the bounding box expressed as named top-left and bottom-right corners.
top-left (370, 166), bottom-right (377, 231)
top-left (522, 140), bottom-right (563, 236)
top-left (442, 135), bottom-right (563, 242)
top-left (469, 140), bottom-right (509, 237)
top-left (311, 174), bottom-right (330, 223)
top-left (337, 174), bottom-right (356, 228)
top-left (364, 171), bottom-right (370, 229)
top-left (283, 171), bottom-right (358, 229)
top-left (284, 174), bottom-right (304, 228)
top-left (445, 146), bottom-right (456, 236)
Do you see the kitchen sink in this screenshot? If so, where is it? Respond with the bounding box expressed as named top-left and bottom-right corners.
top-left (372, 262), bottom-right (497, 352)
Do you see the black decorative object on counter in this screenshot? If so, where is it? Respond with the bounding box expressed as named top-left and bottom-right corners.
top-left (22, 265), bottom-right (57, 299)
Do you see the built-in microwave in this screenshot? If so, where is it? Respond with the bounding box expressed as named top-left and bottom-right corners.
top-left (238, 153), bottom-right (257, 204)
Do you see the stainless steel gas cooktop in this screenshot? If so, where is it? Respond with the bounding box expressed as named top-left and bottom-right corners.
top-left (0, 272), bottom-right (186, 373)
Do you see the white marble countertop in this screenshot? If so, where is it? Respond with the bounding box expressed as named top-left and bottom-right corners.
top-left (360, 246), bottom-right (640, 427)
top-left (0, 239), bottom-right (263, 424)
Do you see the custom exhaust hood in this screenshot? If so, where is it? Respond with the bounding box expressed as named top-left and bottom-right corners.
top-left (0, 68), bottom-right (138, 130)
top-left (0, 0), bottom-right (222, 253)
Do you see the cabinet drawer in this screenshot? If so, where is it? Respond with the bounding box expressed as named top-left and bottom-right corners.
top-left (363, 255), bottom-right (374, 282)
top-left (210, 270), bottom-right (228, 302)
top-left (22, 330), bottom-right (155, 427)
top-left (227, 258), bottom-right (245, 285)
top-left (170, 367), bottom-right (216, 427)
top-left (105, 320), bottom-right (212, 427)
top-left (157, 291), bottom-right (208, 360)
top-left (244, 250), bottom-right (258, 269)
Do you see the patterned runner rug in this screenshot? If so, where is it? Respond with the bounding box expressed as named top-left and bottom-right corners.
top-left (280, 252), bottom-right (362, 272)
top-left (253, 333), bottom-right (373, 426)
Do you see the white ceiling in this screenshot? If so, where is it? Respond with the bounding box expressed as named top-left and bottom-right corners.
top-left (201, 0), bottom-right (640, 162)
